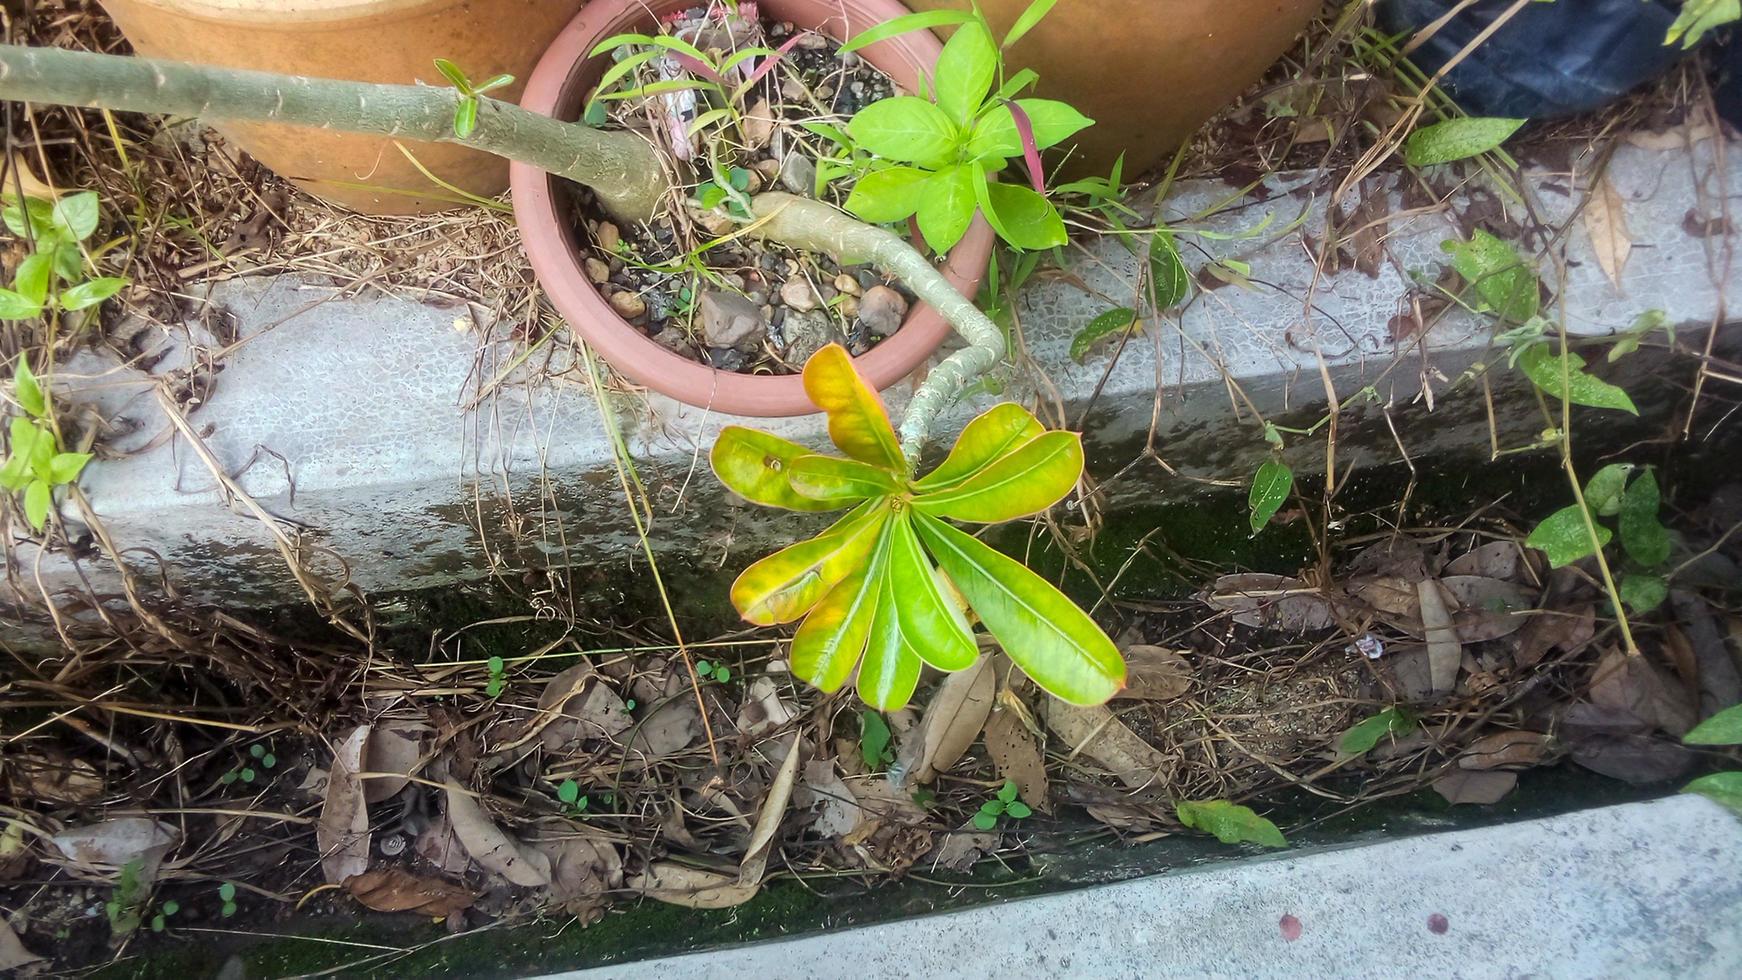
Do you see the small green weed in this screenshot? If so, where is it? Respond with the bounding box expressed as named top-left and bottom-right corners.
top-left (220, 742), bottom-right (278, 786)
top-left (485, 655), bottom-right (508, 698)
top-left (218, 882), bottom-right (239, 918)
top-left (0, 190), bottom-right (129, 322)
top-left (3, 355), bottom-right (93, 530)
top-left (556, 778), bottom-right (591, 816)
top-left (695, 659), bottom-right (732, 683)
top-left (972, 779), bottom-right (1032, 830)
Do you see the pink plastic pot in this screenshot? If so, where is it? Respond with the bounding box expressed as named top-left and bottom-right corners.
top-left (511, 0), bottom-right (994, 418)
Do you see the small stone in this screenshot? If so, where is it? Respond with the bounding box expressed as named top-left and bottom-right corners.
top-left (699, 290), bottom-right (769, 351)
top-left (743, 169), bottom-right (764, 193)
top-left (753, 158), bottom-right (783, 182)
top-left (834, 274), bottom-right (863, 297)
top-left (707, 347), bottom-right (747, 372)
top-left (609, 289), bottom-right (647, 320)
top-left (782, 308), bottom-right (844, 365)
top-left (836, 295), bottom-right (860, 320)
top-left (857, 285), bottom-right (909, 337)
top-left (597, 222), bottom-right (621, 254)
top-left (743, 97), bottom-right (777, 149)
top-left (652, 327), bottom-right (691, 354)
top-left (746, 290), bottom-right (768, 306)
top-left (797, 32), bottom-right (829, 50)
top-left (780, 78), bottom-right (807, 102)
top-left (780, 278), bottom-right (821, 312)
top-left (585, 258), bottom-right (610, 284)
top-left (697, 211), bottom-right (734, 236)
top-left (778, 149), bottom-right (818, 197)
top-left (856, 269), bottom-right (881, 291)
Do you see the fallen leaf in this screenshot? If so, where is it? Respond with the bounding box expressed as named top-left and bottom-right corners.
top-left (533, 832), bottom-right (623, 920)
top-left (1388, 645), bottom-right (1435, 701)
top-left (906, 655), bottom-right (995, 784)
top-left (1443, 541), bottom-right (1524, 581)
top-left (1418, 579), bottom-right (1461, 695)
top-left (1513, 604), bottom-right (1596, 668)
top-left (800, 761), bottom-right (862, 838)
top-left (926, 822), bottom-right (1000, 872)
top-left (1589, 647), bottom-right (1697, 736)
top-left (740, 732), bottom-right (802, 887)
top-left (1, 916), bottom-right (42, 973)
top-left (50, 818), bottom-right (179, 869)
top-left (1207, 574), bottom-right (1336, 632)
top-left (1116, 645), bottom-right (1192, 701)
top-left (1045, 702), bottom-right (1169, 789)
top-left (982, 705), bottom-right (1048, 810)
top-left (345, 868), bottom-right (474, 917)
top-left (1432, 769), bottom-right (1517, 805)
top-left (1583, 174), bottom-right (1632, 289)
top-left (1569, 735), bottom-right (1696, 784)
top-left (1458, 730), bottom-right (1550, 770)
top-left (1083, 802), bottom-right (1161, 831)
top-left (1439, 576), bottom-right (1537, 641)
top-left (1348, 575), bottom-right (1422, 624)
top-left (738, 676), bottom-right (796, 738)
top-left (363, 725), bottom-right (423, 804)
top-left (630, 693), bottom-right (701, 760)
top-left (443, 781), bottom-right (551, 887)
top-left (317, 726), bottom-right (372, 885)
top-left (6, 752), bottom-right (104, 805)
top-left (631, 862), bottom-right (760, 909)
top-left (743, 97), bottom-right (777, 149)
top-left (413, 815), bottom-right (472, 876)
top-left (1670, 591), bottom-right (1742, 715)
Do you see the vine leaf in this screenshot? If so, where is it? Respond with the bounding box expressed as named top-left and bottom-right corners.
top-left (1248, 459), bottom-right (1294, 535)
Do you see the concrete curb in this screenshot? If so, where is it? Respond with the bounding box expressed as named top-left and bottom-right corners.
top-left (550, 796), bottom-right (1742, 979)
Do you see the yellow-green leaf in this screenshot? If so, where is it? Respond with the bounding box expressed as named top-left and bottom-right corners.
top-left (792, 521), bottom-right (893, 693)
top-left (1175, 799), bottom-right (1287, 848)
top-left (802, 344), bottom-right (906, 473)
top-left (913, 431), bottom-right (1081, 524)
top-left (914, 512), bottom-right (1123, 705)
top-left (790, 454), bottom-right (902, 504)
top-left (913, 403), bottom-right (1045, 492)
top-left (711, 426), bottom-right (840, 512)
top-left (1515, 345), bottom-right (1638, 415)
top-left (731, 501), bottom-right (890, 625)
top-left (888, 512), bottom-right (977, 671)
top-left (23, 477), bottom-right (51, 530)
top-left (859, 572), bottom-right (924, 710)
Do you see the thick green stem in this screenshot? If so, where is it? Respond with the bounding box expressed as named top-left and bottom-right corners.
top-left (0, 44), bottom-right (667, 222)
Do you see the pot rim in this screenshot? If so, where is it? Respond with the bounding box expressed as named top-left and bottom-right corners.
top-left (510, 0), bottom-right (993, 418)
top-left (104, 0), bottom-right (470, 27)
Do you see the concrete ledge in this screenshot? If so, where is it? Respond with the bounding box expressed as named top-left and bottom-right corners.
top-left (553, 796), bottom-right (1742, 979)
top-left (10, 137), bottom-right (1739, 609)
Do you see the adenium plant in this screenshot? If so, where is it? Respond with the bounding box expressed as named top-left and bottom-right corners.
top-left (712, 344), bottom-right (1125, 709)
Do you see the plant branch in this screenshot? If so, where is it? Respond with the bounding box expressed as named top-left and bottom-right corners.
top-left (0, 44), bottom-right (668, 222)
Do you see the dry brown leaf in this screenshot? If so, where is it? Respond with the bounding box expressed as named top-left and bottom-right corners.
top-left (1514, 604), bottom-right (1596, 668)
top-left (1590, 647), bottom-right (1697, 737)
top-left (1669, 592), bottom-right (1742, 714)
top-left (1388, 645), bottom-right (1435, 701)
top-left (739, 732), bottom-right (802, 887)
top-left (1439, 576), bottom-right (1537, 641)
top-left (1458, 731), bottom-right (1550, 771)
top-left (1624, 122), bottom-right (1716, 150)
top-left (632, 698), bottom-right (702, 759)
top-left (982, 705), bottom-right (1048, 809)
top-left (362, 725), bottom-right (422, 804)
top-left (1433, 769), bottom-right (1517, 805)
top-left (800, 761), bottom-right (862, 838)
top-left (1116, 645), bottom-right (1192, 701)
top-left (443, 781), bottom-right (551, 888)
top-left (1045, 702), bottom-right (1168, 789)
top-left (632, 862), bottom-right (760, 909)
top-left (743, 97), bottom-right (777, 149)
top-left (1208, 574), bottom-right (1336, 632)
top-left (1443, 541), bottom-right (1524, 581)
top-left (50, 818), bottom-right (179, 870)
top-left (1418, 579), bottom-right (1461, 695)
top-left (533, 832), bottom-right (624, 920)
top-left (413, 815), bottom-right (472, 876)
top-left (345, 868), bottom-right (474, 917)
top-left (907, 654), bottom-right (995, 784)
top-left (738, 676), bottom-right (796, 738)
top-left (317, 726), bottom-right (372, 885)
top-left (1, 916), bottom-right (43, 974)
top-left (6, 753), bottom-right (104, 805)
top-left (1084, 802), bottom-right (1162, 831)
top-left (1583, 174), bottom-right (1632, 289)
top-left (1569, 735), bottom-right (1697, 784)
top-left (1348, 575), bottom-right (1421, 623)
top-left (926, 822), bottom-right (1000, 872)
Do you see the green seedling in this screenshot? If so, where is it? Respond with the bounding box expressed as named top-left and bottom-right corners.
top-left (220, 742), bottom-right (279, 785)
top-left (556, 778), bottom-right (591, 816)
top-left (218, 882), bottom-right (239, 918)
top-left (972, 779), bottom-right (1032, 830)
top-left (0, 189), bottom-right (129, 322)
top-left (105, 859), bottom-right (147, 935)
top-left (433, 58), bottom-right (514, 138)
top-left (695, 659), bottom-right (732, 683)
top-left (485, 655), bottom-right (507, 698)
top-left (3, 355), bottom-right (93, 530)
top-left (860, 710), bottom-right (895, 770)
top-left (149, 899), bottom-right (180, 933)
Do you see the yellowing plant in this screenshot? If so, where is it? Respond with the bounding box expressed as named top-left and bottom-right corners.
top-left (712, 344), bottom-right (1125, 709)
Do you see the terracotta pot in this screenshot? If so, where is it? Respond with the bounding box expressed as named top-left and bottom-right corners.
top-left (98, 0), bottom-right (586, 214)
top-left (908, 0), bottom-right (1321, 177)
top-left (512, 0), bottom-right (994, 418)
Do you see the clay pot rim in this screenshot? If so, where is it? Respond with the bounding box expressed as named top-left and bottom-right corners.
top-left (510, 0), bottom-right (993, 418)
top-left (113, 0), bottom-right (467, 27)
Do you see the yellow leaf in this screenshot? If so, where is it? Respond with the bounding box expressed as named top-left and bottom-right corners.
top-left (1583, 174), bottom-right (1632, 290)
top-left (913, 431), bottom-right (1083, 524)
top-left (790, 454), bottom-right (903, 504)
top-left (711, 426), bottom-right (840, 512)
top-left (802, 344), bottom-right (906, 474)
top-left (792, 520), bottom-right (894, 693)
top-left (912, 402), bottom-right (1045, 491)
top-left (731, 501), bottom-right (891, 626)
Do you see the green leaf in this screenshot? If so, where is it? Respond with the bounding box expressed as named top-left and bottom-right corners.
top-left (1444, 230), bottom-right (1537, 322)
top-left (59, 277), bottom-right (127, 312)
top-left (474, 73), bottom-right (515, 94)
top-left (1404, 117), bottom-right (1527, 167)
top-left (792, 521), bottom-right (892, 693)
top-left (916, 164), bottom-right (978, 255)
top-left (1665, 0), bottom-right (1740, 49)
top-left (433, 57), bottom-right (472, 92)
top-left (50, 191), bottom-right (100, 241)
top-left (51, 243), bottom-right (82, 282)
top-left (24, 477), bottom-right (51, 530)
top-left (1338, 707), bottom-right (1416, 756)
top-left (1005, 801), bottom-right (1033, 819)
top-left (0, 288), bottom-right (43, 321)
top-left (933, 19), bottom-right (997, 126)
top-left (1618, 469), bottom-right (1671, 566)
top-left (711, 426), bottom-right (842, 513)
top-left (1686, 704), bottom-right (1742, 746)
top-left (557, 779), bottom-right (581, 804)
top-left (967, 99), bottom-right (1093, 158)
top-left (914, 403), bottom-right (1046, 492)
top-left (997, 779), bottom-right (1019, 803)
top-left (732, 501), bottom-right (891, 626)
top-left (971, 811), bottom-right (999, 831)
top-left (1, 196), bottom-right (54, 238)
top-left (14, 252), bottom-right (51, 306)
top-left (218, 883), bottom-right (237, 902)
top-left (0, 454), bottom-right (29, 492)
top-left (859, 572), bottom-right (925, 710)
top-left (1618, 571), bottom-right (1668, 614)
top-left (1149, 229), bottom-right (1190, 309)
top-left (912, 430), bottom-right (1082, 524)
top-left (1608, 310), bottom-right (1669, 363)
top-left (1583, 463), bottom-right (1635, 517)
top-left (887, 513), bottom-right (977, 670)
top-left (1683, 771), bottom-right (1742, 816)
top-left (979, 799), bottom-right (1004, 815)
top-left (789, 454), bottom-right (902, 504)
top-left (1175, 799), bottom-right (1287, 848)
top-left (839, 9), bottom-right (976, 54)
top-left (1527, 504), bottom-right (1611, 568)
top-left (13, 355), bottom-right (45, 418)
top-left (453, 97), bottom-right (479, 138)
top-left (845, 166), bottom-right (931, 224)
top-left (1248, 459), bottom-right (1294, 534)
top-left (981, 181), bottom-right (1066, 251)
top-left (1070, 307), bottom-right (1139, 362)
top-left (487, 655), bottom-right (505, 674)
top-left (1515, 345), bottom-right (1638, 415)
top-left (161, 900), bottom-right (179, 916)
top-left (849, 97), bottom-right (959, 168)
top-left (1003, 0), bottom-right (1061, 48)
top-left (860, 710), bottom-right (894, 767)
top-left (914, 512), bottom-right (1124, 705)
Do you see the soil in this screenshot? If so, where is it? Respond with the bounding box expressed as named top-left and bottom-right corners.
top-left (569, 12), bottom-right (920, 375)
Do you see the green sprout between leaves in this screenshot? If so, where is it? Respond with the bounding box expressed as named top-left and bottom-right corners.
top-left (220, 741), bottom-right (278, 785)
top-left (972, 779), bottom-right (1032, 830)
top-left (0, 189), bottom-right (129, 322)
top-left (433, 58), bottom-right (514, 139)
top-left (556, 778), bottom-right (591, 816)
top-left (218, 881), bottom-right (239, 918)
top-left (485, 655), bottom-right (507, 698)
top-left (3, 354), bottom-right (93, 530)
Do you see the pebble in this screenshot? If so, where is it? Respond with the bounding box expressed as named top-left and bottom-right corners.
top-left (833, 273), bottom-right (862, 296)
top-left (597, 222), bottom-right (621, 254)
top-left (609, 289), bottom-right (647, 320)
top-left (856, 269), bottom-right (882, 292)
top-left (698, 290), bottom-right (769, 351)
top-left (707, 347), bottom-right (747, 372)
top-left (585, 258), bottom-right (611, 284)
top-left (778, 149), bottom-right (818, 197)
top-left (780, 78), bottom-right (807, 102)
top-left (782, 308), bottom-right (844, 364)
top-left (652, 327), bottom-right (691, 354)
top-left (857, 285), bottom-right (909, 337)
top-left (780, 278), bottom-right (821, 312)
top-left (836, 295), bottom-right (860, 320)
top-left (796, 32), bottom-right (829, 50)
